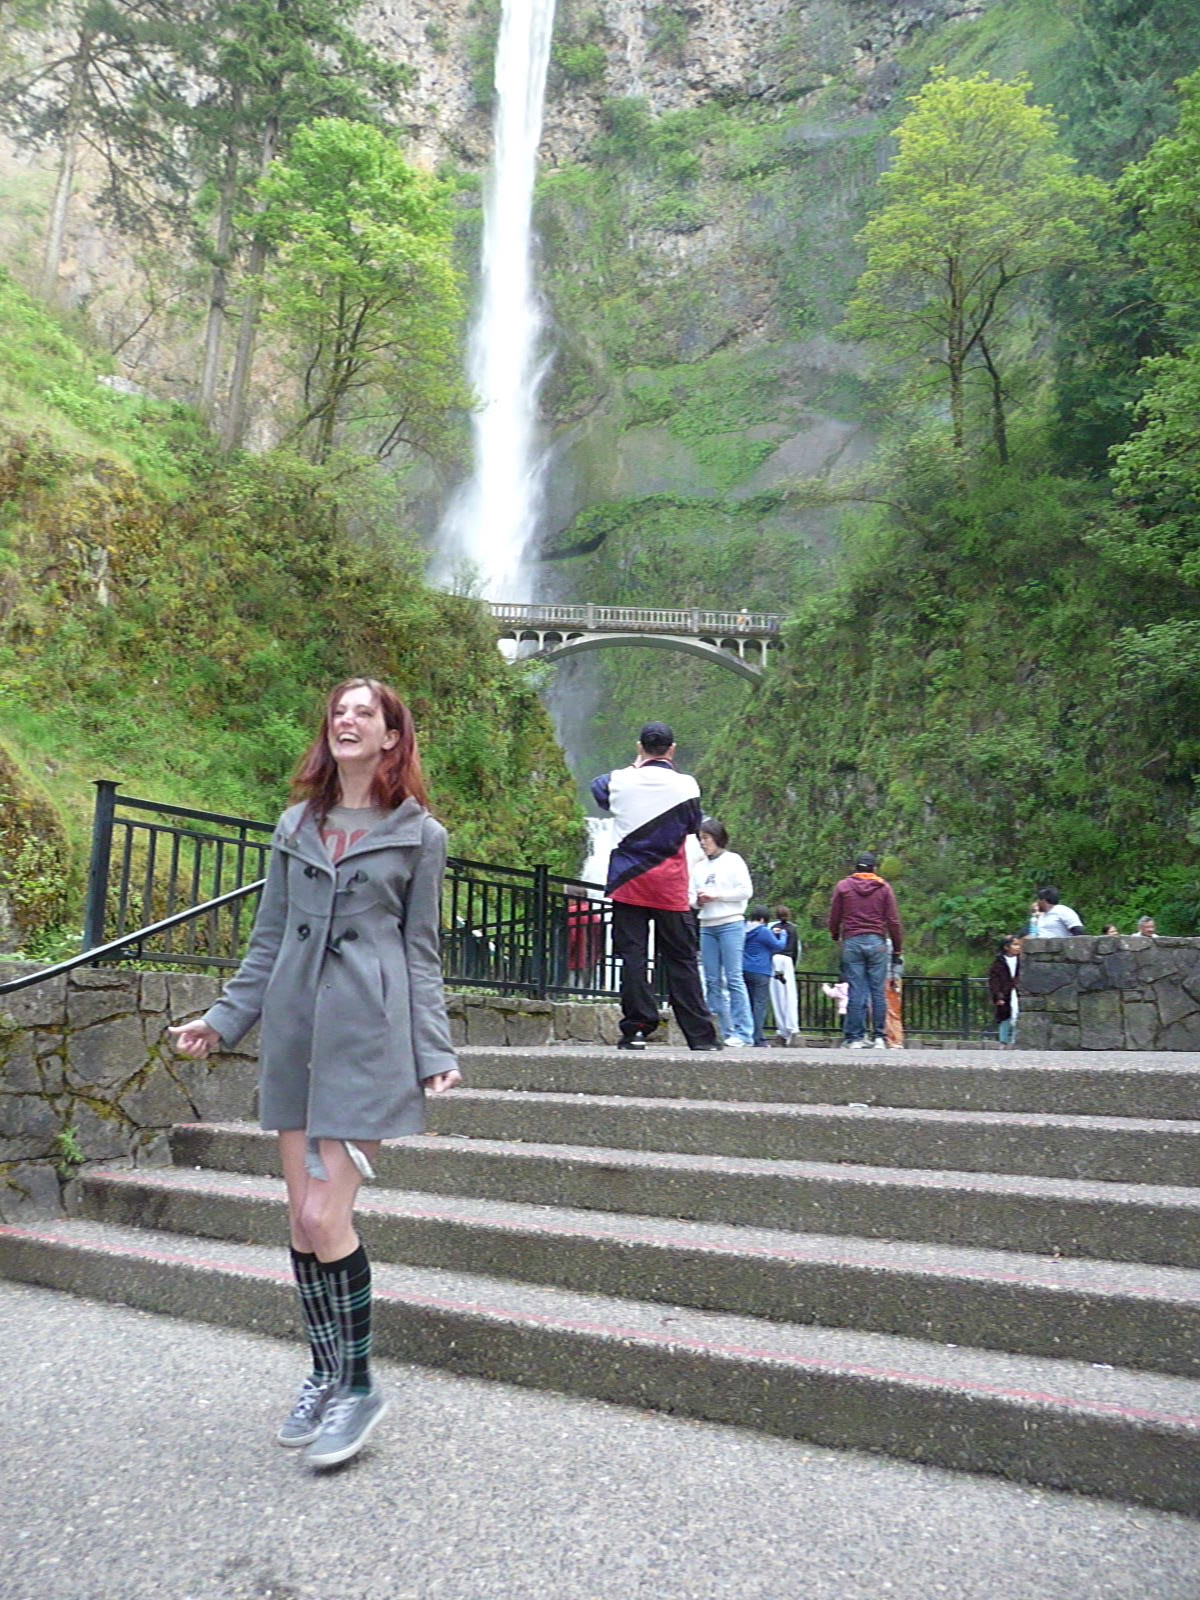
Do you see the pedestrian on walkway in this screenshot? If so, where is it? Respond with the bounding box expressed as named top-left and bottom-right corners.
top-left (828, 851), bottom-right (903, 1049)
top-left (987, 934), bottom-right (1022, 1047)
top-left (692, 818), bottom-right (755, 1046)
top-left (1033, 887), bottom-right (1084, 937)
top-left (742, 907), bottom-right (788, 1046)
top-left (590, 723), bottom-right (719, 1051)
top-left (168, 677), bottom-right (461, 1468)
top-left (769, 905), bottom-right (800, 1044)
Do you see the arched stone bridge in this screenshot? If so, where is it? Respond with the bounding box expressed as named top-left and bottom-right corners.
top-left (489, 603), bottom-right (784, 681)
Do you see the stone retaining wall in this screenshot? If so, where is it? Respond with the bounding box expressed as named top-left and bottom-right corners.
top-left (1019, 934), bottom-right (1200, 1050)
top-left (0, 964), bottom-right (629, 1221)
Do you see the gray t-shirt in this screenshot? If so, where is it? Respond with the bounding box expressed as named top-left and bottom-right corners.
top-left (321, 804), bottom-right (387, 864)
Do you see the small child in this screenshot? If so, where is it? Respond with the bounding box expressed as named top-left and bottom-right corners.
top-left (821, 980), bottom-right (849, 1016)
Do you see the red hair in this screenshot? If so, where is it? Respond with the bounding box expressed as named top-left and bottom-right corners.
top-left (291, 677), bottom-right (429, 823)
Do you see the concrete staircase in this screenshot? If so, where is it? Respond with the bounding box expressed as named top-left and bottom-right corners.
top-left (2, 1042), bottom-right (1199, 1512)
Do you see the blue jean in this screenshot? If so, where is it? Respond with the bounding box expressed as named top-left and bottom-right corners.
top-left (998, 1016), bottom-right (1016, 1046)
top-left (841, 933), bottom-right (889, 1042)
top-left (700, 921), bottom-right (753, 1043)
top-left (744, 970), bottom-right (772, 1045)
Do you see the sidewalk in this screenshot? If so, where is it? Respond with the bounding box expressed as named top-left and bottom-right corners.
top-left (3, 1280), bottom-right (1198, 1600)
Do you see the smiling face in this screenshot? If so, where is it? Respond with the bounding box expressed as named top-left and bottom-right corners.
top-left (327, 683), bottom-right (397, 774)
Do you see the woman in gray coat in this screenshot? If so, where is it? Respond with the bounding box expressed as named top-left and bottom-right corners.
top-left (169, 677), bottom-right (461, 1468)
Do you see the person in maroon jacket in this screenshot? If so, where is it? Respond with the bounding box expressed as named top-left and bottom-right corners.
top-left (828, 851), bottom-right (904, 1048)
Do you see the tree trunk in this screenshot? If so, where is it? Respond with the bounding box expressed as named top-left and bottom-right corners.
top-left (40, 33), bottom-right (91, 301)
top-left (220, 114), bottom-right (278, 453)
top-left (198, 124), bottom-right (241, 422)
top-left (947, 258), bottom-right (965, 453)
top-left (978, 335), bottom-right (1009, 467)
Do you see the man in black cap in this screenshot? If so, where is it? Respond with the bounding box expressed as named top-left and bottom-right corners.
top-left (591, 722), bottom-right (719, 1050)
top-left (828, 851), bottom-right (903, 1049)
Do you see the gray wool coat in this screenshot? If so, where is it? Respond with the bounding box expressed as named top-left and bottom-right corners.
top-left (202, 796), bottom-right (458, 1141)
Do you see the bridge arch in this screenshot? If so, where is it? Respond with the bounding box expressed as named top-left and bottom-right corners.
top-left (526, 630), bottom-right (764, 681)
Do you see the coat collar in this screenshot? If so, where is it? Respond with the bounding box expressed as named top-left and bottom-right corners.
top-left (279, 796), bottom-right (427, 868)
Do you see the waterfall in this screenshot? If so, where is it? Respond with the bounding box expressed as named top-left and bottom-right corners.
top-left (434, 0), bottom-right (558, 602)
top-left (581, 814), bottom-right (614, 886)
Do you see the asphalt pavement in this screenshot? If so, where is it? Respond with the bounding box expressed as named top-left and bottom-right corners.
top-left (2, 1279), bottom-right (1198, 1600)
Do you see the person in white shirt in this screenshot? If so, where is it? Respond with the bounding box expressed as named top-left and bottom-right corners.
top-left (1033, 887), bottom-right (1084, 938)
top-left (690, 818), bottom-right (754, 1046)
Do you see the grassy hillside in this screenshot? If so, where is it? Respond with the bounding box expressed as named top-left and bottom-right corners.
top-left (0, 270), bottom-right (584, 955)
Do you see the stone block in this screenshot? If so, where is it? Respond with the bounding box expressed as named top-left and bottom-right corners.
top-left (1158, 1014), bottom-right (1200, 1052)
top-left (1018, 961), bottom-right (1076, 996)
top-left (506, 1009), bottom-right (553, 1046)
top-left (139, 972), bottom-right (170, 1013)
top-left (71, 966), bottom-right (134, 989)
top-left (464, 1004), bottom-right (507, 1045)
top-left (1077, 990), bottom-right (1125, 1051)
top-left (1100, 953), bottom-right (1140, 991)
top-left (1153, 979), bottom-right (1200, 1030)
top-left (445, 993), bottom-right (467, 1021)
top-left (1015, 1013), bottom-right (1053, 1050)
top-left (1, 1045), bottom-right (40, 1093)
top-left (1046, 1020), bottom-right (1082, 1050)
top-left (0, 973), bottom-right (66, 1027)
top-left (0, 1162), bottom-right (63, 1221)
top-left (67, 1013), bottom-right (149, 1089)
top-left (1024, 986), bottom-right (1079, 1016)
top-left (67, 984), bottom-right (136, 1031)
top-left (0, 1094), bottom-right (61, 1144)
top-left (595, 1004), bottom-right (623, 1045)
top-left (71, 1100), bottom-right (132, 1162)
top-left (175, 1056), bottom-right (257, 1122)
top-left (449, 1016), bottom-right (467, 1047)
top-left (166, 972), bottom-right (223, 1020)
top-left (1124, 1003), bottom-right (1158, 1051)
top-left (1132, 946), bottom-right (1186, 984)
top-left (121, 1066), bottom-right (202, 1128)
top-left (554, 1003), bottom-right (593, 1041)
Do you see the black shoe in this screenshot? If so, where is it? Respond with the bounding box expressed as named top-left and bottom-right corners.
top-left (689, 1041), bottom-right (719, 1051)
top-left (617, 1035), bottom-right (647, 1050)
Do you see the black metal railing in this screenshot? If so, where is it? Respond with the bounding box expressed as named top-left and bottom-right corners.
top-left (83, 779), bottom-right (274, 970)
top-left (0, 782), bottom-right (993, 1036)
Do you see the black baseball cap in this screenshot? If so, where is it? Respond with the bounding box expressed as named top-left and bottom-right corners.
top-left (854, 851), bottom-right (877, 871)
top-left (639, 722), bottom-right (675, 752)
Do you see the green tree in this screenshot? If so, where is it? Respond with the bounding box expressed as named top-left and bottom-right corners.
top-left (256, 118), bottom-right (469, 466)
top-left (168, 0), bottom-right (407, 442)
top-left (843, 72), bottom-right (1110, 462)
top-left (1100, 71), bottom-right (1200, 588)
top-left (0, 0), bottom-right (188, 298)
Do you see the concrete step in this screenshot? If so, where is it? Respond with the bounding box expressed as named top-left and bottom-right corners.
top-left (421, 1089), bottom-right (1199, 1186)
top-left (171, 1123), bottom-right (1200, 1269)
top-left (458, 1045), bottom-right (1200, 1118)
top-left (1, 1215), bottom-right (1197, 1514)
top-left (77, 1163), bottom-right (1200, 1378)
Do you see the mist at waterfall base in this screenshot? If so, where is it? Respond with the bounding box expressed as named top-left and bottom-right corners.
top-left (431, 0), bottom-right (558, 603)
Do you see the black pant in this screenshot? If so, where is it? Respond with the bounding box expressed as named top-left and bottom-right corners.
top-left (610, 902), bottom-right (718, 1048)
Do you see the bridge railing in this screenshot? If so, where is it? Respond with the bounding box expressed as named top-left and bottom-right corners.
top-left (489, 602), bottom-right (781, 637)
top-left (1, 783), bottom-right (992, 1037)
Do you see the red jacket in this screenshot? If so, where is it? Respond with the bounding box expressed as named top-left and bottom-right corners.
top-left (828, 873), bottom-right (903, 955)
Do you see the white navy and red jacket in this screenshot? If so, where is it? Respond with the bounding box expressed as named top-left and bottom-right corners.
top-left (590, 758), bottom-right (702, 912)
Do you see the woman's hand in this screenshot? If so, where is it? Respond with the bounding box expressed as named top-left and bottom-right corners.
top-left (167, 1019), bottom-right (222, 1059)
top-left (424, 1068), bottom-right (463, 1094)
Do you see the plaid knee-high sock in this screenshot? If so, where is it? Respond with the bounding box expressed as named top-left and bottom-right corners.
top-left (319, 1243), bottom-right (373, 1394)
top-left (290, 1247), bottom-right (341, 1385)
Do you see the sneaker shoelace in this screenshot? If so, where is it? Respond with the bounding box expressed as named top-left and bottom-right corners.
top-left (319, 1391), bottom-right (363, 1432)
top-left (290, 1378), bottom-right (333, 1422)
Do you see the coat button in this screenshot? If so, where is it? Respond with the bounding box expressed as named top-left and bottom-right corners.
top-left (304, 865), bottom-right (318, 878)
top-left (342, 928), bottom-right (359, 942)
top-left (297, 924), bottom-right (310, 939)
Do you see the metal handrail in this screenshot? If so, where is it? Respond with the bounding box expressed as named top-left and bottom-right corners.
top-left (0, 880), bottom-right (266, 996)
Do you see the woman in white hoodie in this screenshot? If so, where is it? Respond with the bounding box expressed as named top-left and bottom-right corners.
top-left (691, 818), bottom-right (754, 1046)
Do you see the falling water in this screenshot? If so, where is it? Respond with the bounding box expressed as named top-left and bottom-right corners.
top-left (435, 0), bottom-right (558, 601)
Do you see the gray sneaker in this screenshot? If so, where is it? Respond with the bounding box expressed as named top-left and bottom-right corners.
top-left (277, 1375), bottom-right (337, 1447)
top-left (304, 1385), bottom-right (389, 1468)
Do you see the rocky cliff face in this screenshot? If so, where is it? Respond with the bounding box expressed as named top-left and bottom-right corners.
top-left (362, 0), bottom-right (988, 166)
